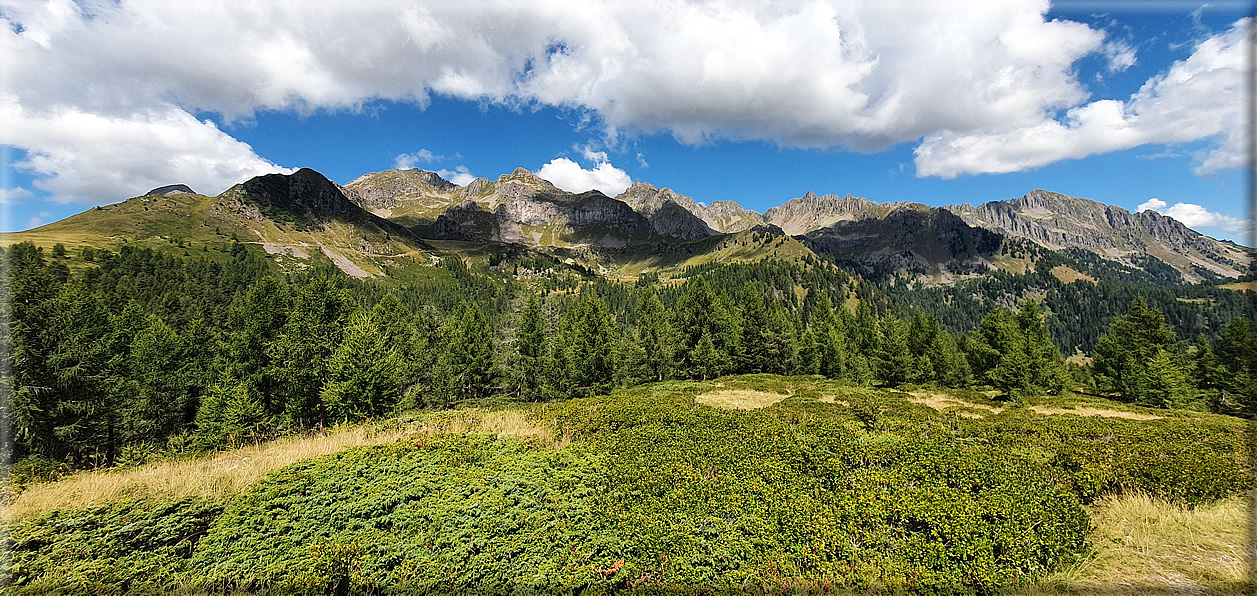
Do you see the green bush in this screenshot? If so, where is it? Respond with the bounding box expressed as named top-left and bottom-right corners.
top-left (4, 377), bottom-right (1246, 593)
top-left (2, 498), bottom-right (221, 594)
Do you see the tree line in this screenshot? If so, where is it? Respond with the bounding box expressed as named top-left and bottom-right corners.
top-left (4, 241), bottom-right (1252, 473)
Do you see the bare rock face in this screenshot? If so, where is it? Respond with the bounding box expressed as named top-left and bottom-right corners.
top-left (569, 192), bottom-right (648, 235)
top-left (946, 189), bottom-right (1249, 280)
top-left (460, 177), bottom-right (493, 197)
top-left (430, 201), bottom-right (499, 241)
top-left (647, 201), bottom-right (716, 240)
top-left (764, 191), bottom-right (882, 235)
top-left (804, 206), bottom-right (1001, 276)
top-left (146, 184), bottom-right (196, 196)
top-left (702, 200), bottom-right (763, 233)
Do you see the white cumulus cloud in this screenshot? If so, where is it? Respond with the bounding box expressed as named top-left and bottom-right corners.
top-left (1137, 197), bottom-right (1253, 235)
top-left (536, 157), bottom-right (632, 196)
top-left (394, 149), bottom-right (441, 169)
top-left (915, 18), bottom-right (1247, 178)
top-left (0, 187), bottom-right (33, 205)
top-left (436, 165), bottom-right (477, 186)
top-left (0, 94), bottom-right (291, 203)
top-left (0, 0), bottom-right (1248, 201)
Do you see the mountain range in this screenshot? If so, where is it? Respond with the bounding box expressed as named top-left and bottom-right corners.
top-left (16, 166), bottom-right (1250, 284)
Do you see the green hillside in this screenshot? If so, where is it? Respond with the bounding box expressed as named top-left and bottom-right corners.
top-left (3, 377), bottom-right (1246, 593)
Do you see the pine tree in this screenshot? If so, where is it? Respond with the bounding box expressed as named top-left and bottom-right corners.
top-left (692, 330), bottom-right (720, 381)
top-left (268, 277), bottom-right (356, 425)
top-left (676, 276), bottom-right (737, 378)
top-left (435, 301), bottom-right (501, 404)
top-left (926, 331), bottom-right (971, 388)
top-left (558, 293), bottom-right (616, 397)
top-left (763, 302), bottom-right (798, 374)
top-left (1213, 317), bottom-right (1254, 414)
top-left (227, 277), bottom-right (291, 416)
top-left (876, 316), bottom-right (914, 386)
top-left (128, 315), bottom-right (186, 443)
top-left (1015, 301), bottom-right (1069, 395)
top-left (739, 283), bottom-right (771, 373)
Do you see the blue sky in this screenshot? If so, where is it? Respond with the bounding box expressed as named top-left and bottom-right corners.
top-left (2, 0), bottom-right (1253, 243)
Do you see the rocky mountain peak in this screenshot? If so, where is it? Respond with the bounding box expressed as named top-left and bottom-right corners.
top-left (236, 168), bottom-right (359, 217)
top-left (497, 167), bottom-right (558, 191)
top-left (945, 190), bottom-right (1249, 281)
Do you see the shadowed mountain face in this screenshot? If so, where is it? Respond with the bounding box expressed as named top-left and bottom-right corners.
top-left (803, 206), bottom-right (1003, 278)
top-left (238, 168), bottom-right (362, 218)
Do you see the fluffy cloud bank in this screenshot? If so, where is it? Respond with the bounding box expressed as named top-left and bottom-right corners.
top-left (915, 19), bottom-right (1248, 178)
top-left (0, 94), bottom-right (290, 202)
top-left (536, 154), bottom-right (632, 196)
top-left (0, 0), bottom-right (1248, 203)
top-left (1137, 198), bottom-right (1253, 235)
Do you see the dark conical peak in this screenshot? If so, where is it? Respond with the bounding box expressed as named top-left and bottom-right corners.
top-left (238, 168), bottom-right (358, 217)
top-left (802, 190), bottom-right (818, 200)
top-left (146, 184), bottom-right (195, 196)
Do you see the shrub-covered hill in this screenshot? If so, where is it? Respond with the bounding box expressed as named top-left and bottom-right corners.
top-left (3, 377), bottom-right (1247, 594)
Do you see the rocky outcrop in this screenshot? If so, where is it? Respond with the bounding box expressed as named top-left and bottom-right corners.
top-left (946, 189), bottom-right (1249, 280)
top-left (646, 201), bottom-right (716, 240)
top-left (703, 200), bottom-right (763, 233)
top-left (430, 201), bottom-right (499, 242)
top-left (764, 191), bottom-right (884, 235)
top-left (345, 169), bottom-right (455, 209)
top-left (146, 184), bottom-right (196, 196)
top-left (804, 206), bottom-right (1002, 277)
top-left (569, 193), bottom-right (649, 235)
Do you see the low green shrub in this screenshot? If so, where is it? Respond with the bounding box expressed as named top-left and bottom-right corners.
top-left (2, 497), bottom-right (221, 594)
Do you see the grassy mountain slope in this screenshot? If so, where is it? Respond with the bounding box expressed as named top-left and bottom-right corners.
top-left (12, 168), bottom-right (434, 279)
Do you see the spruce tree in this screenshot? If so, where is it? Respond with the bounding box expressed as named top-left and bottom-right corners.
top-left (1093, 296), bottom-right (1178, 402)
top-left (435, 301), bottom-right (500, 404)
top-left (268, 277), bottom-right (356, 425)
top-left (876, 315), bottom-right (914, 386)
top-left (558, 293), bottom-right (616, 397)
top-left (633, 287), bottom-right (673, 382)
top-left (515, 294), bottom-right (551, 400)
top-left (739, 283), bottom-right (771, 373)
top-left (1143, 348), bottom-right (1191, 409)
top-left (322, 310), bottom-right (405, 421)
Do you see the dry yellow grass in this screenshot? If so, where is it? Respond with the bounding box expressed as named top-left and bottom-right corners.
top-left (5, 409), bottom-right (558, 521)
top-left (1029, 405), bottom-right (1161, 421)
top-left (1050, 265), bottom-right (1097, 285)
top-left (695, 389), bottom-right (790, 410)
top-left (907, 391), bottom-right (1004, 417)
top-left (1220, 281), bottom-right (1257, 292)
top-left (1025, 492), bottom-right (1248, 594)
top-left (817, 395), bottom-right (849, 406)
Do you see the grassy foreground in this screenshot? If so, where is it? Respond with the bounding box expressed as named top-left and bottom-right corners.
top-left (2, 376), bottom-right (1249, 594)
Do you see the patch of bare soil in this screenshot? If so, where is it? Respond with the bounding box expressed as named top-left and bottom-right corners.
top-left (818, 395), bottom-right (849, 406)
top-left (696, 390), bottom-right (789, 410)
top-left (1029, 406), bottom-right (1160, 420)
top-left (321, 246), bottom-right (373, 279)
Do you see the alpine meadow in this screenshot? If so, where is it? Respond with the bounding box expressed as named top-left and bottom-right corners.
top-left (2, 1), bottom-right (1255, 594)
